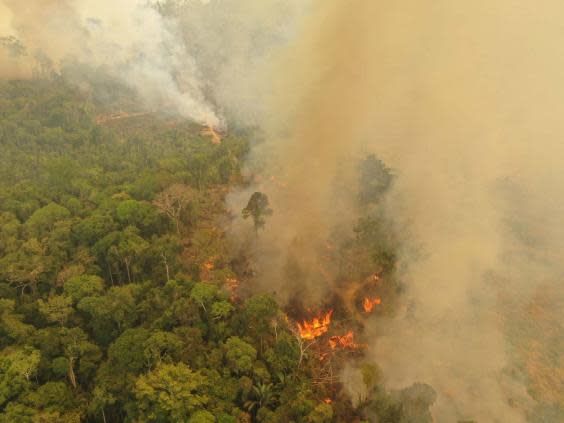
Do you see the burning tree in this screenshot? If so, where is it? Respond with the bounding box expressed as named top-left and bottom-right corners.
top-left (200, 124), bottom-right (222, 144)
top-left (242, 191), bottom-right (273, 234)
top-left (297, 310), bottom-right (334, 340)
top-left (363, 296), bottom-right (381, 313)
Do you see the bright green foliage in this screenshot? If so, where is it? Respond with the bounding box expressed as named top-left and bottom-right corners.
top-left (241, 294), bottom-right (278, 341)
top-left (116, 199), bottom-right (161, 235)
top-left (211, 300), bottom-right (234, 320)
top-left (38, 295), bottom-right (73, 326)
top-left (0, 80), bottom-right (417, 423)
top-left (63, 274), bottom-right (104, 303)
top-left (107, 328), bottom-right (150, 373)
top-left (134, 362), bottom-right (209, 422)
top-left (0, 347), bottom-right (40, 407)
top-left (0, 402), bottom-right (36, 423)
top-left (26, 203), bottom-right (71, 236)
top-left (224, 336), bottom-right (257, 375)
top-left (264, 332), bottom-right (300, 373)
top-left (72, 213), bottom-right (116, 246)
top-left (143, 330), bottom-right (184, 366)
top-left (26, 381), bottom-right (74, 413)
top-left (0, 299), bottom-right (34, 343)
top-left (190, 282), bottom-right (218, 312)
top-left (189, 410), bottom-right (216, 423)
top-left (78, 284), bottom-right (139, 336)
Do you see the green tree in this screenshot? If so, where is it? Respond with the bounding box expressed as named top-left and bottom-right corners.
top-left (26, 203), bottom-right (70, 236)
top-left (25, 381), bottom-right (74, 414)
top-left (0, 299), bottom-right (34, 343)
top-left (0, 238), bottom-right (49, 295)
top-left (143, 331), bottom-right (184, 367)
top-left (88, 386), bottom-right (115, 423)
top-left (94, 227), bottom-right (149, 283)
top-left (38, 295), bottom-right (73, 327)
top-left (56, 327), bottom-right (102, 389)
top-left (307, 403), bottom-right (333, 423)
top-left (358, 154), bottom-right (393, 206)
top-left (242, 192), bottom-right (272, 233)
top-left (0, 347), bottom-right (40, 407)
top-left (211, 300), bottom-right (234, 320)
top-left (189, 410), bottom-right (216, 423)
top-left (134, 362), bottom-right (209, 422)
top-left (244, 382), bottom-right (277, 414)
top-left (241, 294), bottom-right (278, 343)
top-left (190, 282), bottom-right (218, 313)
top-left (116, 199), bottom-right (161, 235)
top-left (63, 274), bottom-right (104, 303)
top-left (224, 336), bottom-right (257, 375)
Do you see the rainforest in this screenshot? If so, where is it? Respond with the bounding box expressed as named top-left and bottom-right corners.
top-left (0, 1), bottom-right (562, 422)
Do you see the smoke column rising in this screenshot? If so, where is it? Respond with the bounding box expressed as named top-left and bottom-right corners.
top-left (2, 0), bottom-right (562, 421)
top-left (233, 0), bottom-right (564, 421)
top-left (0, 0), bottom-right (221, 125)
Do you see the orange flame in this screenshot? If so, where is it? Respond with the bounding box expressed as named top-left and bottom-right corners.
top-left (297, 310), bottom-right (333, 340)
top-left (329, 331), bottom-right (361, 350)
top-left (200, 125), bottom-right (222, 144)
top-left (363, 296), bottom-right (381, 313)
top-left (225, 277), bottom-right (240, 301)
top-left (323, 398), bottom-right (332, 404)
top-left (226, 277), bottom-right (239, 291)
top-left (203, 261), bottom-right (214, 271)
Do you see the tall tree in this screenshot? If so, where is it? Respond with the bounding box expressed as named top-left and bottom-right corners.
top-left (242, 192), bottom-right (272, 234)
top-left (153, 184), bottom-right (198, 235)
top-left (134, 362), bottom-right (209, 422)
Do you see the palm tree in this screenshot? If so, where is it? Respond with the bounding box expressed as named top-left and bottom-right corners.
top-left (244, 382), bottom-right (278, 413)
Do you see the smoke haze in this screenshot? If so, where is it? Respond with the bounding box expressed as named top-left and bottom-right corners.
top-left (2, 0), bottom-right (563, 421)
top-left (0, 0), bottom-right (306, 126)
top-left (229, 1), bottom-right (564, 421)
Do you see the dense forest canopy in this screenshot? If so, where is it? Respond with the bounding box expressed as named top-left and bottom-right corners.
top-left (0, 79), bottom-right (436, 422)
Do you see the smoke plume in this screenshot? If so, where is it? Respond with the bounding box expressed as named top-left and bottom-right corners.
top-left (0, 0), bottom-right (306, 126)
top-left (229, 0), bottom-right (564, 421)
top-left (2, 0), bottom-right (562, 421)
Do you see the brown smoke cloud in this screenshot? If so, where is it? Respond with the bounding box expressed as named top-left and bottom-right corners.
top-left (2, 0), bottom-right (562, 421)
top-left (229, 0), bottom-right (564, 421)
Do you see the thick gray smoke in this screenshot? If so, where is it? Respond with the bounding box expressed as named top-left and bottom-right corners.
top-left (0, 0), bottom-right (307, 127)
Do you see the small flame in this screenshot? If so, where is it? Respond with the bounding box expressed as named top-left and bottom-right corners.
top-left (363, 296), bottom-right (381, 313)
top-left (323, 398), bottom-right (332, 404)
top-left (203, 261), bottom-right (214, 271)
top-left (225, 277), bottom-right (239, 301)
top-left (297, 310), bottom-right (334, 340)
top-left (201, 125), bottom-right (222, 144)
top-left (329, 331), bottom-right (361, 350)
top-left (226, 277), bottom-right (239, 290)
